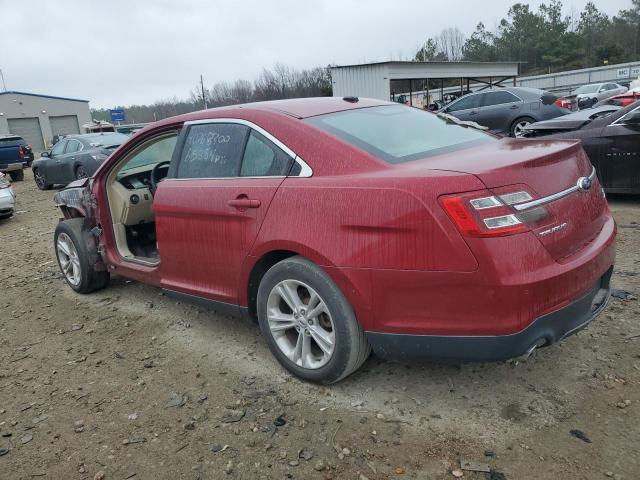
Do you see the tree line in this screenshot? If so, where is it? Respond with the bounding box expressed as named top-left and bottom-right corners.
top-left (418, 0), bottom-right (640, 74)
top-left (91, 0), bottom-right (640, 123)
top-left (90, 64), bottom-right (332, 124)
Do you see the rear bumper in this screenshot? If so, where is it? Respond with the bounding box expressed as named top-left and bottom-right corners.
top-left (0, 162), bottom-right (23, 172)
top-left (367, 267), bottom-right (612, 361)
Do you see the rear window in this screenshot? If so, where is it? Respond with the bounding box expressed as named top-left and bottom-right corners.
top-left (306, 105), bottom-right (495, 164)
top-left (0, 136), bottom-right (22, 143)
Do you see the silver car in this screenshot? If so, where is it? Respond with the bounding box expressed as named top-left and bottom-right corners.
top-left (439, 87), bottom-right (569, 137)
top-left (0, 172), bottom-right (16, 219)
top-left (574, 82), bottom-right (628, 109)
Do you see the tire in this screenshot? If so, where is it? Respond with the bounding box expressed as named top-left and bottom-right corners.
top-left (9, 170), bottom-right (24, 182)
top-left (257, 256), bottom-right (370, 384)
top-left (54, 218), bottom-right (110, 294)
top-left (510, 116), bottom-right (535, 137)
top-left (75, 165), bottom-right (88, 180)
top-left (33, 168), bottom-right (52, 190)
top-left (0, 213), bottom-right (12, 220)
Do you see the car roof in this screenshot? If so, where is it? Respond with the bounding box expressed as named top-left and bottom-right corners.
top-left (157, 97), bottom-right (392, 125)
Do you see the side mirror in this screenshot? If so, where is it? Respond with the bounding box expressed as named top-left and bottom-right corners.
top-left (40, 151), bottom-right (50, 158)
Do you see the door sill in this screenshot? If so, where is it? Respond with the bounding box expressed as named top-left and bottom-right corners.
top-left (163, 289), bottom-right (250, 319)
top-left (122, 254), bottom-right (160, 267)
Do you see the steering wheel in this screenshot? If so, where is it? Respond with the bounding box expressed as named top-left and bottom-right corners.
top-left (150, 161), bottom-right (171, 195)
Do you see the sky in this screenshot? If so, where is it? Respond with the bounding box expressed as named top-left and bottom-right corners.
top-left (0, 0), bottom-right (633, 109)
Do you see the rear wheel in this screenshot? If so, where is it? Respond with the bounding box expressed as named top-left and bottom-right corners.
top-left (9, 170), bottom-right (24, 182)
top-left (75, 165), bottom-right (88, 180)
top-left (510, 116), bottom-right (535, 137)
top-left (33, 168), bottom-right (52, 190)
top-left (54, 218), bottom-right (110, 294)
top-left (257, 256), bottom-right (370, 384)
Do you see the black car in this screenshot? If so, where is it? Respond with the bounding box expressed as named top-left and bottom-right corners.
top-left (32, 133), bottom-right (129, 190)
top-left (522, 102), bottom-right (640, 194)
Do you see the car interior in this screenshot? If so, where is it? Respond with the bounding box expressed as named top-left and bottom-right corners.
top-left (105, 132), bottom-right (178, 264)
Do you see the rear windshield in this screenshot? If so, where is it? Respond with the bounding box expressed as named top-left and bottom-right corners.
top-left (305, 105), bottom-right (495, 164)
top-left (87, 133), bottom-right (129, 147)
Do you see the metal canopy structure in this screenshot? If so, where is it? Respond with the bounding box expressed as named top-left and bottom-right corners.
top-left (330, 61), bottom-right (520, 108)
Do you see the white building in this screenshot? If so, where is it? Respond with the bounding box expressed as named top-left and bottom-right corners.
top-left (0, 91), bottom-right (92, 152)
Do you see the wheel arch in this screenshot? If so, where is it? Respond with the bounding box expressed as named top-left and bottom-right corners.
top-left (242, 242), bottom-right (374, 329)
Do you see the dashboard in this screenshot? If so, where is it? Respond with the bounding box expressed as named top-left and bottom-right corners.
top-left (117, 164), bottom-right (169, 190)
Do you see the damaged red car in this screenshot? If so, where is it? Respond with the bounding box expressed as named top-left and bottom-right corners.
top-left (53, 97), bottom-right (615, 383)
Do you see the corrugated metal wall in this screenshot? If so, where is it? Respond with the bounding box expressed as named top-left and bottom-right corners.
top-left (517, 61), bottom-right (640, 95)
top-left (331, 64), bottom-right (389, 100)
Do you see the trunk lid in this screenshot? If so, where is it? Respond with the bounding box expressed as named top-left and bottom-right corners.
top-left (409, 138), bottom-right (607, 261)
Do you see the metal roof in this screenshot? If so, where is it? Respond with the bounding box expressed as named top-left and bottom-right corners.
top-left (331, 60), bottom-right (520, 69)
top-left (0, 90), bottom-right (89, 103)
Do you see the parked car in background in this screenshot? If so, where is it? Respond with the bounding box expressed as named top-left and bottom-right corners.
top-left (52, 97), bottom-right (615, 383)
top-left (0, 172), bottom-right (16, 219)
top-left (573, 82), bottom-right (628, 109)
top-left (0, 134), bottom-right (34, 181)
top-left (520, 105), bottom-right (621, 134)
top-left (32, 132), bottom-right (129, 190)
top-left (522, 101), bottom-right (640, 194)
top-left (595, 87), bottom-right (640, 108)
top-left (439, 87), bottom-right (569, 136)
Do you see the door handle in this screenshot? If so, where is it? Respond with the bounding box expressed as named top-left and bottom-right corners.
top-left (510, 104), bottom-right (519, 109)
top-left (469, 110), bottom-right (478, 115)
top-left (228, 197), bottom-right (261, 209)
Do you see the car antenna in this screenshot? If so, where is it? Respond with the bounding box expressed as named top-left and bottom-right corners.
top-left (343, 96), bottom-right (359, 103)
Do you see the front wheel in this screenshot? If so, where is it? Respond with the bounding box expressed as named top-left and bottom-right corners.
top-left (257, 256), bottom-right (370, 384)
top-left (33, 168), bottom-right (52, 190)
top-left (54, 218), bottom-right (110, 294)
top-left (510, 116), bottom-right (535, 137)
top-left (9, 170), bottom-right (24, 182)
top-left (75, 165), bottom-right (88, 180)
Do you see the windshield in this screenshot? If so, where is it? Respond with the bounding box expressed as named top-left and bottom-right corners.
top-left (575, 85), bottom-right (600, 94)
top-left (305, 105), bottom-right (495, 164)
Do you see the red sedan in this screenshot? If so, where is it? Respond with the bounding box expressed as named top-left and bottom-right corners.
top-left (53, 97), bottom-right (615, 383)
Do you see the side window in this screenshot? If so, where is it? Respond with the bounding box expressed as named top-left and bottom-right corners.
top-left (51, 140), bottom-right (67, 156)
top-left (241, 130), bottom-right (292, 177)
top-left (117, 134), bottom-right (178, 178)
top-left (446, 94), bottom-right (480, 112)
top-left (177, 123), bottom-right (247, 179)
top-left (482, 91), bottom-right (519, 107)
top-left (65, 140), bottom-right (81, 154)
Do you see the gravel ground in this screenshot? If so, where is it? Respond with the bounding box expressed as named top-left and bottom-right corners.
top-left (1, 170), bottom-right (638, 480)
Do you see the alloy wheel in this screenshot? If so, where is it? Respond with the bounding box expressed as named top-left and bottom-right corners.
top-left (56, 232), bottom-right (81, 286)
top-left (513, 120), bottom-right (531, 137)
top-left (76, 166), bottom-right (88, 180)
top-left (266, 279), bottom-right (335, 369)
top-left (34, 170), bottom-right (46, 189)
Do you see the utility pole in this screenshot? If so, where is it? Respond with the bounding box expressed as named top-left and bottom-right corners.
top-left (0, 69), bottom-right (7, 91)
top-left (200, 74), bottom-right (208, 110)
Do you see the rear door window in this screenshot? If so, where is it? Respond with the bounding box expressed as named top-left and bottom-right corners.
top-left (240, 130), bottom-right (292, 177)
top-left (481, 91), bottom-right (520, 107)
top-left (177, 123), bottom-right (248, 179)
top-left (65, 140), bottom-right (82, 154)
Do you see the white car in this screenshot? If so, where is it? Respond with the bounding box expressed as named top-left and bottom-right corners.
top-left (575, 82), bottom-right (628, 108)
top-left (0, 173), bottom-right (16, 219)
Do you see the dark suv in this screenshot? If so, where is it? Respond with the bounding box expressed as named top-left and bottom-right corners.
top-left (0, 134), bottom-right (34, 181)
top-left (440, 87), bottom-right (569, 137)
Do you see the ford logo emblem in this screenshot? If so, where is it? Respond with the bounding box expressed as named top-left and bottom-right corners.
top-left (577, 176), bottom-right (592, 192)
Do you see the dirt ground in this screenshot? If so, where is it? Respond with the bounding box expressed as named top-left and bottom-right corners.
top-left (1, 170), bottom-right (638, 480)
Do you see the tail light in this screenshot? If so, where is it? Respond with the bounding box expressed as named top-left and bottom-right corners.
top-left (18, 147), bottom-right (24, 158)
top-left (440, 187), bottom-right (547, 237)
